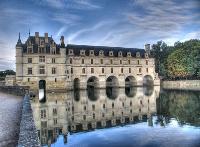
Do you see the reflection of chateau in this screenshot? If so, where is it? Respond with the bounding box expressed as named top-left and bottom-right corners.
top-left (31, 87), bottom-right (160, 146)
top-left (16, 32), bottom-right (160, 92)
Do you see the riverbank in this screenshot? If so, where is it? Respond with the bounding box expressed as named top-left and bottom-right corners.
top-left (0, 92), bottom-right (23, 147)
top-left (162, 80), bottom-right (200, 91)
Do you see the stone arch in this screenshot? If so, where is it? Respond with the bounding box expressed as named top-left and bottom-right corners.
top-left (125, 87), bottom-right (137, 97)
top-left (106, 76), bottom-right (119, 87)
top-left (143, 75), bottom-right (154, 86)
top-left (87, 76), bottom-right (99, 88)
top-left (125, 76), bottom-right (137, 87)
top-left (87, 76), bottom-right (99, 101)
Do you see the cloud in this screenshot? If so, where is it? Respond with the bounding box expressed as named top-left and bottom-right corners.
top-left (51, 13), bottom-right (81, 25)
top-left (34, 0), bottom-right (102, 10)
top-left (0, 58), bottom-right (15, 71)
top-left (55, 26), bottom-right (68, 39)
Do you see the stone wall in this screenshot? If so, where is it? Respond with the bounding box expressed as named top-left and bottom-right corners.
top-left (0, 86), bottom-right (28, 96)
top-left (17, 95), bottom-right (40, 147)
top-left (162, 80), bottom-right (200, 91)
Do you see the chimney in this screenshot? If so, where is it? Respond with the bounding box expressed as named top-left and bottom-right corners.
top-left (44, 33), bottom-right (48, 43)
top-left (60, 36), bottom-right (65, 47)
top-left (35, 32), bottom-right (39, 44)
top-left (35, 32), bottom-right (39, 38)
top-left (145, 44), bottom-right (151, 55)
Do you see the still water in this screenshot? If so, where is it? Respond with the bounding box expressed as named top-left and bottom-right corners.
top-left (31, 87), bottom-right (200, 147)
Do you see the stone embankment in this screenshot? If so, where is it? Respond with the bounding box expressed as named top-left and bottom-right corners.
top-left (0, 86), bottom-right (29, 96)
top-left (162, 80), bottom-right (200, 91)
top-left (17, 95), bottom-right (40, 147)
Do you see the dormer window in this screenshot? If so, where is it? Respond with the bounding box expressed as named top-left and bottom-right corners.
top-left (127, 52), bottom-right (131, 57)
top-left (27, 47), bottom-right (32, 54)
top-left (69, 49), bottom-right (73, 55)
top-left (118, 51), bottom-right (122, 57)
top-left (109, 51), bottom-right (113, 56)
top-left (136, 52), bottom-right (140, 58)
top-left (99, 50), bottom-right (104, 56)
top-left (90, 50), bottom-right (94, 56)
top-left (145, 53), bottom-right (149, 58)
top-left (80, 50), bottom-right (85, 56)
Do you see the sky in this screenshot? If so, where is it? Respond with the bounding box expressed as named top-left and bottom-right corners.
top-left (0, 0), bottom-right (199, 70)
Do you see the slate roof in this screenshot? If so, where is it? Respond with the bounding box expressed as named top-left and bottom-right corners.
top-left (66, 44), bottom-right (146, 57)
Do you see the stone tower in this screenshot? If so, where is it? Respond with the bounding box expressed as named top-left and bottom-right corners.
top-left (16, 33), bottom-right (23, 85)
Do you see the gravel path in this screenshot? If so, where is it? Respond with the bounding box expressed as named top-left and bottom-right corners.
top-left (0, 92), bottom-right (23, 147)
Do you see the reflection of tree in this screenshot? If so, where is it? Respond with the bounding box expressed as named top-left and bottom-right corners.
top-left (156, 90), bottom-right (200, 127)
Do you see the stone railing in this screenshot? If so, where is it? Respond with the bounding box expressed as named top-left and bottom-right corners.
top-left (17, 95), bottom-right (40, 147)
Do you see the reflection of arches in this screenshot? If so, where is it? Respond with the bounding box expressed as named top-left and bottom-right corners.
top-left (87, 86), bottom-right (99, 101)
top-left (125, 87), bottom-right (137, 97)
top-left (125, 76), bottom-right (137, 87)
top-left (143, 86), bottom-right (154, 96)
top-left (74, 78), bottom-right (80, 90)
top-left (143, 75), bottom-right (154, 86)
top-left (87, 76), bottom-right (99, 101)
top-left (87, 76), bottom-right (99, 88)
top-left (74, 89), bottom-right (80, 101)
top-left (39, 80), bottom-right (46, 102)
top-left (106, 87), bottom-right (119, 100)
top-left (106, 76), bottom-right (119, 87)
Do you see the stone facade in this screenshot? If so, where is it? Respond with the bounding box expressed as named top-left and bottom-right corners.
top-left (16, 32), bottom-right (160, 92)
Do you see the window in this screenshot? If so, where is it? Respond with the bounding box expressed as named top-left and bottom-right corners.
top-left (82, 59), bottom-right (84, 64)
top-left (121, 68), bottom-right (123, 73)
top-left (146, 68), bottom-right (148, 73)
top-left (39, 56), bottom-right (45, 62)
top-left (110, 59), bottom-right (113, 64)
top-left (70, 58), bottom-right (72, 64)
top-left (112, 102), bottom-right (114, 108)
top-left (39, 47), bottom-right (45, 53)
top-left (136, 52), bottom-right (140, 57)
top-left (53, 108), bottom-right (57, 115)
top-left (102, 113), bottom-right (105, 117)
top-left (99, 50), bottom-right (104, 56)
top-left (28, 58), bottom-right (32, 63)
top-left (130, 101), bottom-right (132, 106)
top-left (55, 78), bottom-right (57, 82)
top-left (28, 78), bottom-right (30, 82)
top-left (83, 115), bottom-right (86, 120)
top-left (52, 68), bottom-right (56, 74)
top-left (28, 48), bottom-right (32, 53)
top-left (53, 118), bottom-right (57, 125)
top-left (80, 50), bottom-right (85, 55)
top-left (39, 66), bottom-right (45, 74)
top-left (92, 104), bottom-right (95, 111)
top-left (82, 68), bottom-right (85, 74)
top-left (28, 68), bottom-right (32, 75)
top-left (91, 59), bottom-right (93, 64)
top-left (137, 60), bottom-right (140, 65)
top-left (129, 68), bottom-right (131, 73)
top-left (118, 51), bottom-right (122, 56)
top-left (120, 60), bottom-right (122, 64)
top-left (71, 68), bottom-right (73, 74)
top-left (84, 106), bottom-right (86, 111)
top-left (112, 111), bottom-right (114, 116)
top-left (103, 104), bottom-right (105, 109)
top-left (41, 109), bottom-right (46, 118)
top-left (111, 68), bottom-right (113, 73)
top-left (69, 49), bottom-right (73, 55)
top-left (52, 58), bottom-right (55, 63)
top-left (93, 113), bottom-right (95, 119)
top-left (139, 68), bottom-right (142, 73)
top-left (128, 60), bottom-right (130, 64)
top-left (91, 68), bottom-right (94, 73)
top-left (100, 59), bottom-right (103, 64)
top-left (127, 52), bottom-right (131, 57)
top-left (102, 68), bottom-right (104, 73)
top-left (146, 60), bottom-right (148, 65)
top-left (109, 51), bottom-right (113, 56)
top-left (90, 50), bottom-right (94, 55)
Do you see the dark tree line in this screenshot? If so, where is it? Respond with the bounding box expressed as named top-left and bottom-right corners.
top-left (0, 70), bottom-right (16, 81)
top-left (151, 39), bottom-right (200, 80)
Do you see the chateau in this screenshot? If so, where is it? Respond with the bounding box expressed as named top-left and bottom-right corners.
top-left (16, 32), bottom-right (160, 92)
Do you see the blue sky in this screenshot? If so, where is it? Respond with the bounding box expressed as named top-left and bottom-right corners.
top-left (0, 0), bottom-right (199, 70)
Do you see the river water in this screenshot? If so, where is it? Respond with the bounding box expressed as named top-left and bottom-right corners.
top-left (31, 87), bottom-right (200, 147)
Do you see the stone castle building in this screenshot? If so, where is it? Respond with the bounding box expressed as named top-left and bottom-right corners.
top-left (16, 32), bottom-right (160, 92)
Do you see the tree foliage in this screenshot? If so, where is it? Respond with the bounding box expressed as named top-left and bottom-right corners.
top-left (151, 39), bottom-right (200, 80)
